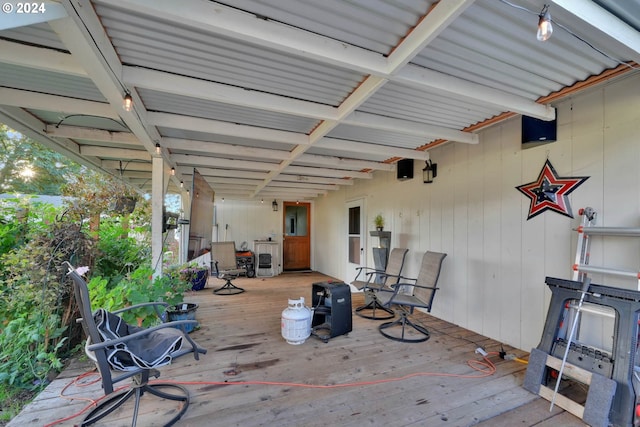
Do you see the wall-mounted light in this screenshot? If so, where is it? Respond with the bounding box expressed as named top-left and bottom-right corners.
top-left (123, 93), bottom-right (133, 112)
top-left (537, 4), bottom-right (553, 41)
top-left (155, 143), bottom-right (161, 155)
top-left (422, 159), bottom-right (437, 184)
top-left (272, 200), bottom-right (278, 212)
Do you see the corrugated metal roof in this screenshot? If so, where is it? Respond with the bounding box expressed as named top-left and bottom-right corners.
top-left (0, 63), bottom-right (105, 102)
top-left (0, 0), bottom-right (638, 199)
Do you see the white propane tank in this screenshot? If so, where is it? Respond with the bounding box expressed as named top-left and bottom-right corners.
top-left (281, 297), bottom-right (312, 345)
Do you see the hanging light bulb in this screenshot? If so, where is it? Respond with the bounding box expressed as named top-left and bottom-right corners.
top-left (537, 5), bottom-right (553, 42)
top-left (155, 143), bottom-right (161, 155)
top-left (171, 167), bottom-right (175, 176)
top-left (123, 93), bottom-right (133, 111)
top-left (180, 181), bottom-right (184, 188)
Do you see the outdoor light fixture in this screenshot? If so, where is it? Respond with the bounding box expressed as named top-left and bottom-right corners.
top-left (272, 200), bottom-right (278, 212)
top-left (537, 4), bottom-right (553, 41)
top-left (180, 181), bottom-right (184, 188)
top-left (171, 167), bottom-right (175, 176)
top-left (155, 143), bottom-right (161, 155)
top-left (123, 93), bottom-right (133, 111)
top-left (422, 159), bottom-right (437, 184)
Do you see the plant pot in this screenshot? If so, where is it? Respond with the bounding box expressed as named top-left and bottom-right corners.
top-left (166, 303), bottom-right (199, 333)
top-left (190, 269), bottom-right (208, 291)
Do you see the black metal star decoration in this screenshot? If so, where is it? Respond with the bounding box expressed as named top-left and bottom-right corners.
top-left (515, 159), bottom-right (589, 220)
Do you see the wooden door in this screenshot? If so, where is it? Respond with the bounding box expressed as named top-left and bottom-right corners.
top-left (283, 201), bottom-right (311, 270)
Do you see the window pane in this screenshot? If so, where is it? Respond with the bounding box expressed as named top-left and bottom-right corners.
top-left (348, 206), bottom-right (360, 234)
top-left (349, 236), bottom-right (360, 264)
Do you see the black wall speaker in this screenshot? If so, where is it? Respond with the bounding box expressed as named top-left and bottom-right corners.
top-left (397, 158), bottom-right (414, 181)
top-left (522, 116), bottom-right (557, 147)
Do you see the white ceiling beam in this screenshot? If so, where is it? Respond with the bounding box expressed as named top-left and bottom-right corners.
top-left (276, 174), bottom-right (354, 186)
top-left (115, 1), bottom-right (551, 122)
top-left (80, 146), bottom-right (151, 161)
top-left (201, 177), bottom-right (263, 186)
top-left (552, 0), bottom-right (640, 62)
top-left (268, 181), bottom-right (339, 191)
top-left (162, 137), bottom-right (292, 161)
top-left (0, 88), bottom-right (116, 118)
top-left (178, 167), bottom-right (268, 180)
top-left (124, 66), bottom-right (337, 121)
top-left (296, 153), bottom-right (395, 171)
top-left (284, 166), bottom-right (373, 180)
top-left (148, 112), bottom-right (308, 146)
top-left (46, 125), bottom-right (139, 144)
top-left (395, 66), bottom-right (556, 121)
top-left (0, 40), bottom-right (86, 77)
top-left (172, 154), bottom-right (278, 171)
top-left (0, 106), bottom-right (85, 164)
top-left (102, 160), bottom-right (152, 172)
top-left (386, 0), bottom-right (475, 73)
top-left (109, 0), bottom-right (388, 75)
top-left (318, 137), bottom-right (430, 160)
top-left (50, 6), bottom-right (162, 162)
top-left (344, 111), bottom-right (479, 144)
top-left (262, 189), bottom-right (326, 197)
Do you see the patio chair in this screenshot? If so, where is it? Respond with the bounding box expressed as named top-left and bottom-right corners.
top-left (64, 262), bottom-right (207, 426)
top-left (376, 251), bottom-right (447, 343)
top-left (211, 241), bottom-right (246, 295)
top-left (351, 248), bottom-right (408, 319)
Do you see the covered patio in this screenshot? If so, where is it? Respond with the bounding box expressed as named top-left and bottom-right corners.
top-left (7, 273), bottom-right (585, 427)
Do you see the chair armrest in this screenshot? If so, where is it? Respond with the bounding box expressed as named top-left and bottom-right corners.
top-left (87, 320), bottom-right (198, 351)
top-left (411, 284), bottom-right (439, 291)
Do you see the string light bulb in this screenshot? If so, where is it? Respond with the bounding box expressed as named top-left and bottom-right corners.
top-left (123, 93), bottom-right (133, 111)
top-left (537, 4), bottom-right (553, 42)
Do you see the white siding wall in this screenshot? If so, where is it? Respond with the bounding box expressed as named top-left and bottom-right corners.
top-left (314, 72), bottom-right (640, 351)
top-left (215, 73), bottom-right (640, 351)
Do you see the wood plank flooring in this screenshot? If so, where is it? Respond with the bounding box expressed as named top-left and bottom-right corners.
top-left (8, 272), bottom-right (586, 426)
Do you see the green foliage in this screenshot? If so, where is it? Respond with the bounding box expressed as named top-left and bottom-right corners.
top-left (0, 124), bottom-right (83, 195)
top-left (93, 217), bottom-right (150, 286)
top-left (88, 265), bottom-right (192, 327)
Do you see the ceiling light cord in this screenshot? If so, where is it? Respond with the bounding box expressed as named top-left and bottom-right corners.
top-left (498, 0), bottom-right (639, 71)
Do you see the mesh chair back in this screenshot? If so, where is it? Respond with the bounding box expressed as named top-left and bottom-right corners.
top-left (384, 248), bottom-right (408, 286)
top-left (211, 241), bottom-right (237, 270)
top-left (413, 251), bottom-right (447, 307)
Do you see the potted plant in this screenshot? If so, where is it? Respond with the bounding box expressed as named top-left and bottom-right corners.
top-left (373, 213), bottom-right (385, 231)
top-left (178, 262), bottom-right (209, 291)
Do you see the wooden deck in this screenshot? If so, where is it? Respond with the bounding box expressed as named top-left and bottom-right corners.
top-left (8, 272), bottom-right (586, 426)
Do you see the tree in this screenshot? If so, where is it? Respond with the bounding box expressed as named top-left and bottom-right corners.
top-left (0, 124), bottom-right (83, 195)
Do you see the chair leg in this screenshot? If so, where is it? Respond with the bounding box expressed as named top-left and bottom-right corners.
top-left (82, 377), bottom-right (190, 426)
top-left (378, 311), bottom-right (430, 343)
top-left (213, 277), bottom-right (245, 295)
top-left (354, 290), bottom-right (394, 320)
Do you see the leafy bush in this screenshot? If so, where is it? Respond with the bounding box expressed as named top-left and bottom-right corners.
top-left (88, 265), bottom-right (192, 327)
top-left (0, 211), bottom-right (92, 392)
top-left (92, 217), bottom-right (150, 286)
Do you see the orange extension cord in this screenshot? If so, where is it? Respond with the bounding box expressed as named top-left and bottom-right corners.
top-left (44, 352), bottom-right (499, 427)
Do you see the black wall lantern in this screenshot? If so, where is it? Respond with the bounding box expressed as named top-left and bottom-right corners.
top-left (422, 159), bottom-right (437, 183)
top-left (272, 199), bottom-right (279, 211)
